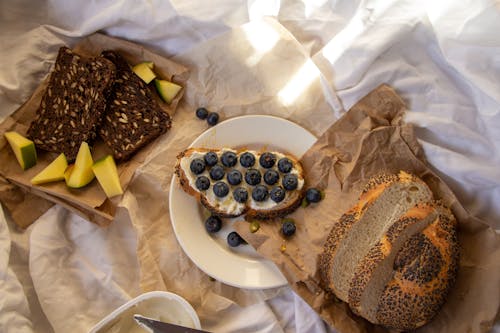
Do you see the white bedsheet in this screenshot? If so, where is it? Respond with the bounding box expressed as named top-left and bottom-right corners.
top-left (1, 1), bottom-right (499, 332)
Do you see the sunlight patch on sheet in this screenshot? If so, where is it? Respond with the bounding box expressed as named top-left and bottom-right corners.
top-left (278, 59), bottom-right (320, 106)
top-left (304, 0), bottom-right (329, 18)
top-left (248, 0), bottom-right (281, 21)
top-left (242, 20), bottom-right (280, 66)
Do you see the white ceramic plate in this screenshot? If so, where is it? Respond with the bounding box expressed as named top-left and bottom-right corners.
top-left (169, 115), bottom-right (316, 289)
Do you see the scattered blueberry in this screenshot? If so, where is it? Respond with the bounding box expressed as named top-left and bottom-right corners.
top-left (270, 186), bottom-right (286, 203)
top-left (252, 185), bottom-right (269, 202)
top-left (221, 151), bottom-right (238, 167)
top-left (239, 152), bottom-right (255, 168)
top-left (264, 169), bottom-right (279, 185)
top-left (209, 165), bottom-right (225, 180)
top-left (227, 231), bottom-right (244, 247)
top-left (196, 107), bottom-right (208, 120)
top-left (245, 168), bottom-right (261, 185)
top-left (195, 176), bottom-right (210, 191)
top-left (305, 188), bottom-right (322, 203)
top-left (282, 219), bottom-right (296, 237)
top-left (278, 158), bottom-right (293, 173)
top-left (213, 181), bottom-right (229, 198)
top-left (204, 151), bottom-right (218, 167)
top-left (259, 152), bottom-right (276, 168)
top-left (233, 187), bottom-right (248, 203)
top-left (189, 158), bottom-right (206, 175)
top-left (282, 174), bottom-right (298, 191)
top-left (205, 215), bottom-right (222, 233)
top-left (207, 112), bottom-right (219, 126)
top-left (227, 169), bottom-right (242, 185)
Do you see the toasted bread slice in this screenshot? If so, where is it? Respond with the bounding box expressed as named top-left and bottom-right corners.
top-left (175, 147), bottom-right (305, 219)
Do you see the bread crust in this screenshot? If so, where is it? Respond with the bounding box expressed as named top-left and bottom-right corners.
top-left (174, 147), bottom-right (305, 219)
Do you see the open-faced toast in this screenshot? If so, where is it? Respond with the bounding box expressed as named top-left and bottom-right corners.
top-left (175, 147), bottom-right (305, 219)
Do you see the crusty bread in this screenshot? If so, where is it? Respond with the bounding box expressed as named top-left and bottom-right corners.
top-left (174, 147), bottom-right (305, 219)
top-left (319, 172), bottom-right (459, 331)
top-left (320, 171), bottom-right (433, 300)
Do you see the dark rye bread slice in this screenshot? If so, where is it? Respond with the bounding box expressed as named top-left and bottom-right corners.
top-left (28, 46), bottom-right (116, 161)
top-left (99, 50), bottom-right (172, 161)
top-left (347, 202), bottom-right (439, 318)
top-left (318, 171), bottom-right (433, 299)
top-left (175, 148), bottom-right (305, 219)
top-left (374, 206), bottom-right (459, 330)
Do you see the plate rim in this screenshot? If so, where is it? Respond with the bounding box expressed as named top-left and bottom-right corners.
top-left (169, 114), bottom-right (316, 289)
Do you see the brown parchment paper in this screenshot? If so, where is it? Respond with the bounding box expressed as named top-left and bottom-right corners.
top-left (235, 85), bottom-right (500, 333)
top-left (0, 33), bottom-right (189, 228)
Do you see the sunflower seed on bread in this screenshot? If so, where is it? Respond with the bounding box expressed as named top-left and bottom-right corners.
top-left (99, 50), bottom-right (172, 161)
top-left (27, 46), bottom-right (116, 161)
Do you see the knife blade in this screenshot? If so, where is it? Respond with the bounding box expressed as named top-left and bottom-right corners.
top-left (133, 314), bottom-right (209, 333)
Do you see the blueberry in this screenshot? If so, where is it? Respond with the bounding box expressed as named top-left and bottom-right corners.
top-left (207, 112), bottom-right (219, 126)
top-left (227, 169), bottom-right (242, 185)
top-left (305, 188), bottom-right (322, 203)
top-left (282, 174), bottom-right (298, 191)
top-left (221, 151), bottom-right (237, 167)
top-left (205, 215), bottom-right (222, 233)
top-left (189, 158), bottom-right (205, 175)
top-left (233, 187), bottom-right (248, 203)
top-left (195, 176), bottom-right (210, 191)
top-left (239, 152), bottom-right (255, 168)
top-left (264, 169), bottom-right (279, 185)
top-left (209, 165), bottom-right (225, 180)
top-left (259, 152), bottom-right (276, 168)
top-left (252, 185), bottom-right (269, 202)
top-left (204, 151), bottom-right (218, 167)
top-left (213, 181), bottom-right (229, 198)
top-left (196, 107), bottom-right (208, 120)
top-left (278, 158), bottom-right (293, 173)
top-left (245, 168), bottom-right (261, 186)
top-left (227, 231), bottom-right (244, 247)
top-left (282, 219), bottom-right (296, 237)
top-left (270, 186), bottom-right (285, 203)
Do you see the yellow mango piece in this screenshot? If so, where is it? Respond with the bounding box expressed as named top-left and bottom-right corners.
top-left (31, 153), bottom-right (68, 185)
top-left (4, 131), bottom-right (37, 170)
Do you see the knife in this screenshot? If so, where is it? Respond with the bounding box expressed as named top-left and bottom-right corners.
top-left (133, 314), bottom-right (210, 333)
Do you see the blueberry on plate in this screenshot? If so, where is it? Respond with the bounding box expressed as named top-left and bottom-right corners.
top-left (189, 158), bottom-right (205, 175)
top-left (259, 152), bottom-right (276, 168)
top-left (204, 151), bottom-right (218, 167)
top-left (195, 176), bottom-right (210, 191)
top-left (239, 152), bottom-right (255, 168)
top-left (227, 231), bottom-right (244, 247)
top-left (252, 185), bottom-right (269, 202)
top-left (278, 158), bottom-right (293, 173)
top-left (209, 165), bottom-right (225, 180)
top-left (305, 188), bottom-right (322, 203)
top-left (282, 219), bottom-right (296, 237)
top-left (282, 173), bottom-right (298, 191)
top-left (207, 112), bottom-right (219, 126)
top-left (196, 107), bottom-right (209, 120)
top-left (221, 151), bottom-right (238, 167)
top-left (227, 169), bottom-right (242, 185)
top-left (245, 168), bottom-right (261, 185)
top-left (270, 186), bottom-right (285, 203)
top-left (205, 215), bottom-right (222, 233)
top-left (233, 187), bottom-right (248, 203)
top-left (213, 181), bottom-right (229, 198)
top-left (264, 169), bottom-right (279, 185)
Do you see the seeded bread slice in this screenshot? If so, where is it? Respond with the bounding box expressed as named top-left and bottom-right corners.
top-left (174, 147), bottom-right (305, 219)
top-left (347, 202), bottom-right (438, 319)
top-left (99, 50), bottom-right (172, 161)
top-left (374, 205), bottom-right (459, 330)
top-left (319, 171), bottom-right (433, 300)
top-left (27, 46), bottom-right (116, 161)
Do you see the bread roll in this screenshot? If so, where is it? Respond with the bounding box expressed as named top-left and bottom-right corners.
top-left (319, 172), bottom-right (459, 331)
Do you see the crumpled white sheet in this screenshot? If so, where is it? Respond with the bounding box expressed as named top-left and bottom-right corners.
top-left (1, 0), bottom-right (499, 332)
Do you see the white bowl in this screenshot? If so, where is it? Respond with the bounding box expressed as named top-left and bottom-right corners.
top-left (89, 291), bottom-right (201, 333)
